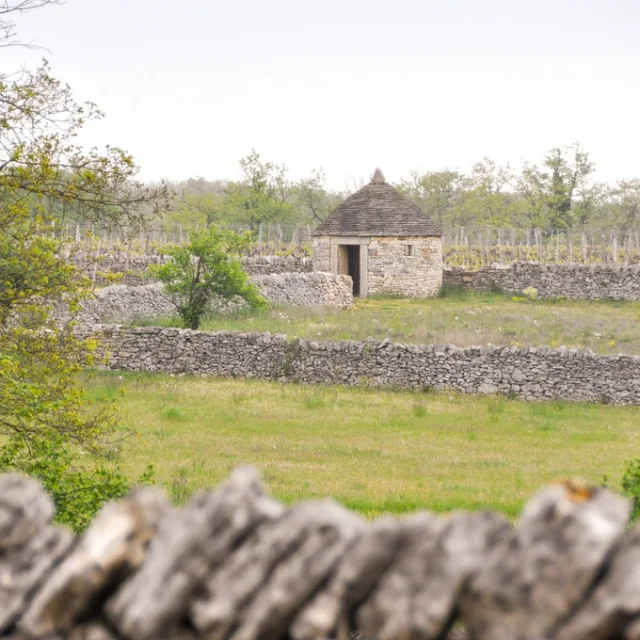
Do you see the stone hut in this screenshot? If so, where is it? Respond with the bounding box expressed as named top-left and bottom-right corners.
top-left (312, 168), bottom-right (443, 297)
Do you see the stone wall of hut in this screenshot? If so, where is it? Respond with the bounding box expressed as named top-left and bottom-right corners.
top-left (312, 236), bottom-right (331, 272)
top-left (367, 236), bottom-right (442, 297)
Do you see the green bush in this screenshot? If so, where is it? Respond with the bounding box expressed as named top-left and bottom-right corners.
top-left (150, 226), bottom-right (266, 330)
top-left (0, 435), bottom-right (154, 532)
top-left (622, 458), bottom-right (640, 524)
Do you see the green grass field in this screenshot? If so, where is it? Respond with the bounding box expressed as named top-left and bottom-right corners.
top-left (86, 371), bottom-right (640, 518)
top-left (135, 291), bottom-right (640, 355)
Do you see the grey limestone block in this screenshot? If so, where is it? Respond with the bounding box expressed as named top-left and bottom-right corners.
top-left (106, 467), bottom-right (285, 640)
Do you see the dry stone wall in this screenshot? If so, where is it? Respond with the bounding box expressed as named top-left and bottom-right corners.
top-left (251, 272), bottom-right (352, 307)
top-left (242, 255), bottom-right (313, 275)
top-left (445, 262), bottom-right (640, 300)
top-left (73, 284), bottom-right (176, 324)
top-left (69, 274), bottom-right (352, 324)
top-left (65, 252), bottom-right (169, 285)
top-left (68, 254), bottom-right (640, 301)
top-left (84, 325), bottom-right (640, 404)
top-left (2, 468), bottom-right (640, 640)
top-left (65, 253), bottom-right (312, 285)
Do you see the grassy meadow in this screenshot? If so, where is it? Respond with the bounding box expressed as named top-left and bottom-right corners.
top-left (86, 371), bottom-right (640, 518)
top-left (134, 290), bottom-right (640, 356)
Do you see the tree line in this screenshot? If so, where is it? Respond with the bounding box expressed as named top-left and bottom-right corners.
top-left (151, 145), bottom-right (640, 234)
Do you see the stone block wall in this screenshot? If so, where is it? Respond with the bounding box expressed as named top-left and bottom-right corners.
top-left (84, 325), bottom-right (640, 404)
top-left (65, 253), bottom-right (313, 285)
top-left (444, 263), bottom-right (640, 300)
top-left (312, 237), bottom-right (331, 272)
top-left (252, 272), bottom-right (352, 308)
top-left (3, 469), bottom-right (639, 640)
top-left (76, 284), bottom-right (177, 324)
top-left (368, 236), bottom-right (443, 297)
top-left (66, 273), bottom-right (353, 325)
top-left (243, 255), bottom-right (313, 275)
top-left (65, 252), bottom-right (169, 285)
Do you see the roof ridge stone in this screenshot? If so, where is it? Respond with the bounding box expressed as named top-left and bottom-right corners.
top-left (371, 167), bottom-right (386, 184)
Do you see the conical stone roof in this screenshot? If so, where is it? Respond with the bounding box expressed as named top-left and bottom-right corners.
top-left (312, 168), bottom-right (442, 237)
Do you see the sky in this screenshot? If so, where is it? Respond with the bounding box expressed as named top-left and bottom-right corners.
top-left (5, 0), bottom-right (640, 189)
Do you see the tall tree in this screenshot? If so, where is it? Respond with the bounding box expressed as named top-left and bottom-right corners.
top-left (517, 144), bottom-right (595, 229)
top-left (398, 170), bottom-right (467, 227)
top-left (293, 168), bottom-right (343, 224)
top-left (222, 150), bottom-right (294, 228)
top-left (604, 179), bottom-right (640, 231)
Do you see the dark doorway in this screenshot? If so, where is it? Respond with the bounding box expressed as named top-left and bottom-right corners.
top-left (347, 245), bottom-right (360, 296)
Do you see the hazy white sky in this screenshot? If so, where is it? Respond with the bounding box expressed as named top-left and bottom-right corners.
top-left (6, 0), bottom-right (640, 188)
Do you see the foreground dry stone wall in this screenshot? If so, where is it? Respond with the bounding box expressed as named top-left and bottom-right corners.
top-left (2, 467), bottom-right (639, 640)
top-left (85, 325), bottom-right (640, 404)
top-left (445, 262), bottom-right (640, 300)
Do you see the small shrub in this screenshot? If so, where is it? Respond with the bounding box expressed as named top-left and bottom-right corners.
top-left (150, 226), bottom-right (266, 330)
top-left (621, 458), bottom-right (640, 523)
top-left (0, 434), bottom-right (154, 532)
top-left (522, 286), bottom-right (539, 300)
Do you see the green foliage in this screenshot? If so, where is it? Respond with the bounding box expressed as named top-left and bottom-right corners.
top-left (160, 143), bottom-right (640, 236)
top-left (398, 169), bottom-right (467, 228)
top-left (621, 458), bottom-right (640, 524)
top-left (221, 150), bottom-right (295, 228)
top-left (516, 144), bottom-right (596, 229)
top-left (0, 318), bottom-right (119, 449)
top-left (605, 179), bottom-right (640, 231)
top-left (163, 155), bottom-right (345, 232)
top-left (0, 434), bottom-right (154, 532)
top-left (0, 1), bottom-right (169, 528)
top-left (169, 191), bottom-right (224, 229)
top-left (150, 226), bottom-right (266, 329)
top-left (292, 168), bottom-right (344, 224)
